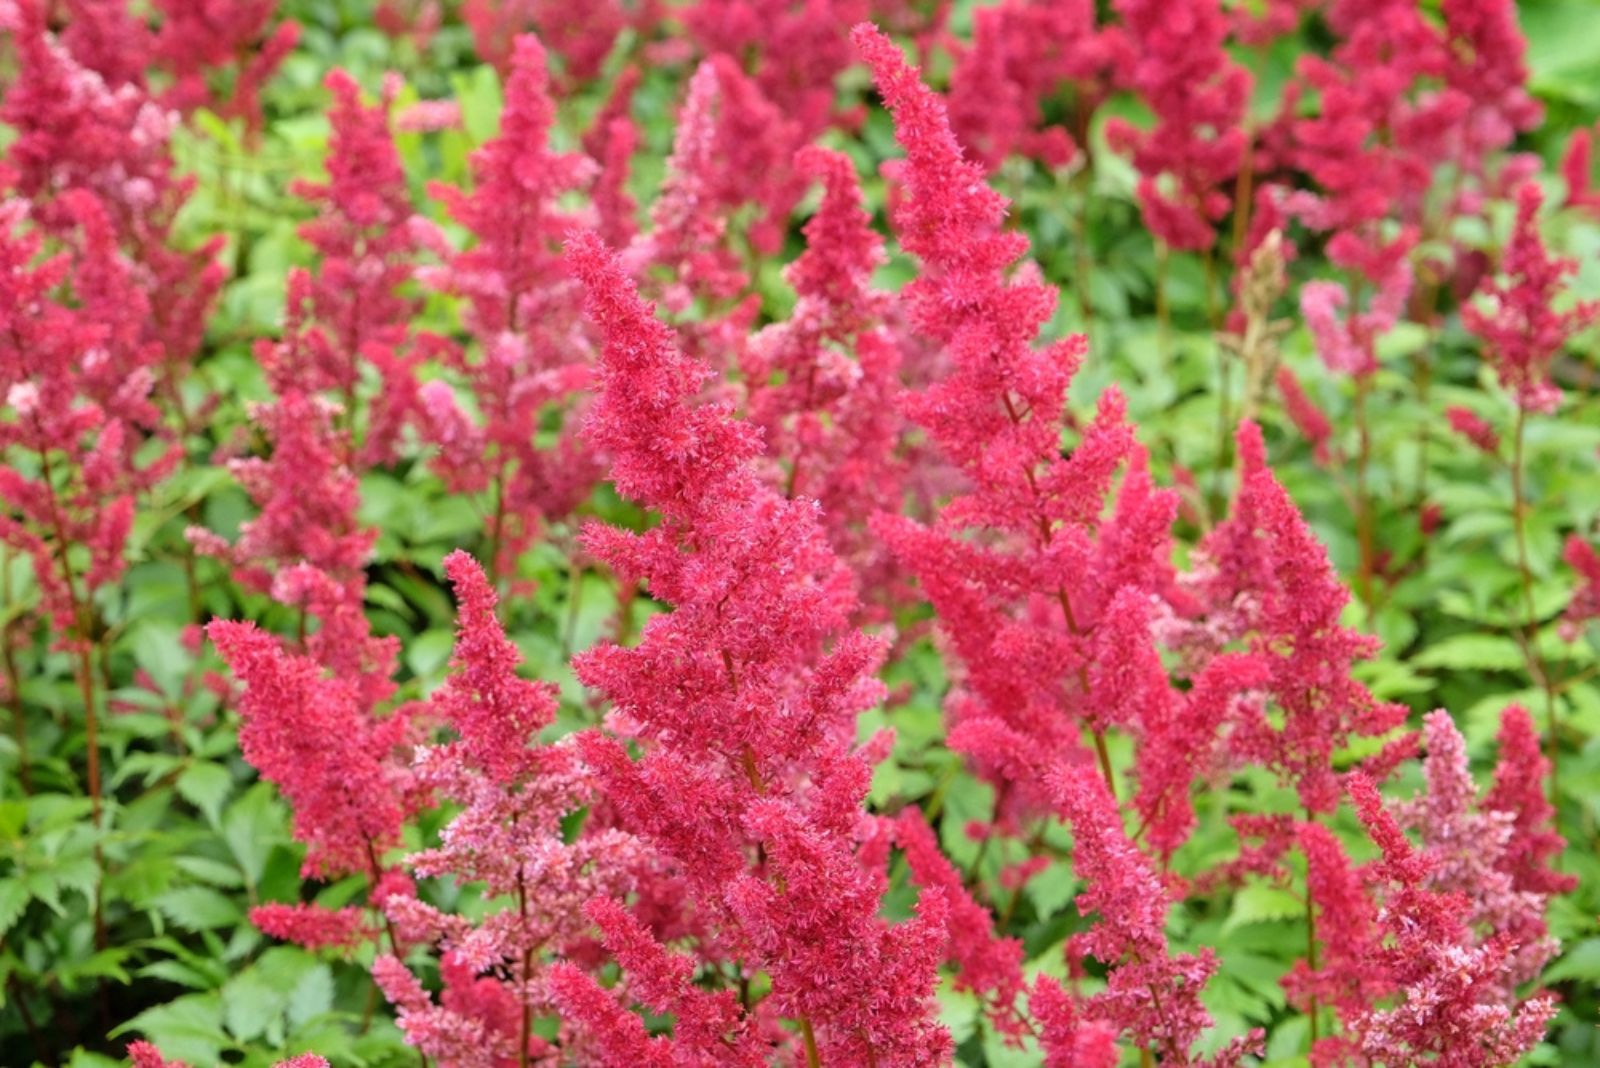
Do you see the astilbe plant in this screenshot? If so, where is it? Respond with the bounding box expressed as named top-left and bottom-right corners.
top-left (740, 144), bottom-right (912, 620)
top-left (555, 230), bottom-right (951, 1065)
top-left (275, 68), bottom-right (434, 468)
top-left (1283, 705), bottom-right (1568, 1065)
top-left (945, 0), bottom-right (1124, 173)
top-left (417, 33), bottom-right (601, 585)
top-left (374, 551), bottom-right (641, 1066)
top-left (1105, 0), bottom-right (1252, 253)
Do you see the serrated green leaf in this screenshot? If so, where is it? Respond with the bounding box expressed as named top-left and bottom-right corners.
top-left (1222, 884), bottom-right (1304, 934)
top-left (176, 762), bottom-right (234, 828)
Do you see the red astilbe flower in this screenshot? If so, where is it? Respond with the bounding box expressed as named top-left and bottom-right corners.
top-left (1104, 0), bottom-right (1252, 251)
top-left (946, 0), bottom-right (1126, 172)
top-left (207, 619), bottom-right (421, 881)
top-left (191, 391), bottom-right (374, 595)
top-left (1463, 182), bottom-right (1600, 413)
top-left (1051, 763), bottom-right (1262, 1065)
top-left (418, 34), bottom-right (601, 580)
top-left (375, 552), bottom-right (641, 1067)
top-left (1562, 122), bottom-right (1600, 217)
top-left (461, 0), bottom-right (650, 88)
top-left (1335, 772), bottom-right (1558, 1068)
top-left (149, 0), bottom-right (300, 139)
top-left (128, 1042), bottom-right (330, 1068)
top-left (1188, 423), bottom-right (1408, 814)
top-left (741, 145), bottom-right (912, 617)
top-left (549, 897), bottom-right (766, 1066)
top-left (562, 231), bottom-right (951, 1065)
top-left (894, 809), bottom-right (1028, 1039)
top-left (1029, 977), bottom-right (1119, 1068)
top-left (584, 78), bottom-right (642, 249)
top-left (856, 25), bottom-right (1255, 837)
top-left (623, 59), bottom-right (750, 317)
top-left (1, 3), bottom-right (226, 392)
top-left (1276, 367), bottom-right (1333, 464)
top-left (1395, 710), bottom-right (1565, 990)
top-left (1299, 259), bottom-right (1413, 379)
top-left (249, 902), bottom-right (374, 951)
top-left (1446, 405), bottom-right (1501, 454)
top-left (1561, 534), bottom-right (1600, 640)
top-left (275, 70), bottom-right (431, 464)
top-left (1484, 704), bottom-right (1576, 899)
top-left (0, 201), bottom-right (161, 642)
top-left (1282, 0), bottom-right (1450, 280)
top-left (684, 0), bottom-right (868, 150)
top-left (625, 54), bottom-right (798, 329)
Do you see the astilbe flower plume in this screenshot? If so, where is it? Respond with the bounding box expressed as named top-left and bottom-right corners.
top-left (273, 69), bottom-right (432, 465)
top-left (418, 34), bottom-right (601, 581)
top-left (0, 201), bottom-right (158, 641)
top-left (946, 0), bottom-right (1125, 172)
top-left (1463, 181), bottom-right (1600, 412)
top-left (854, 25), bottom-right (1258, 845)
top-left (624, 54), bottom-right (797, 332)
top-left (558, 230), bottom-right (950, 1065)
top-left (1561, 533), bottom-right (1600, 640)
top-left (741, 145), bottom-right (912, 617)
top-left (1, 1), bottom-right (225, 394)
top-left (1276, 367), bottom-right (1333, 464)
top-left (461, 0), bottom-right (647, 88)
top-left (1394, 709), bottom-right (1567, 989)
top-left (1283, 0), bottom-right (1450, 279)
top-left (1447, 405), bottom-right (1502, 454)
top-left (149, 0), bottom-right (300, 138)
top-left (1189, 422), bottom-right (1409, 813)
top-left (1331, 770), bottom-right (1558, 1067)
top-left (374, 551), bottom-right (642, 1066)
top-left (207, 619), bottom-right (421, 883)
top-left (1105, 0), bottom-right (1252, 251)
top-left (1051, 763), bottom-right (1262, 1065)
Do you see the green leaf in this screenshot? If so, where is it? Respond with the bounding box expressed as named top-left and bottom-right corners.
top-left (177, 762), bottom-right (235, 828)
top-left (153, 886), bottom-right (244, 931)
top-left (223, 784), bottom-right (283, 887)
top-left (1222, 884), bottom-right (1304, 934)
top-left (1414, 634), bottom-right (1527, 672)
top-left (0, 880), bottom-right (29, 938)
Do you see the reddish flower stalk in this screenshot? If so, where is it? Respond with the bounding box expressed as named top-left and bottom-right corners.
top-left (856, 25), bottom-right (1266, 865)
top-left (418, 34), bottom-right (601, 583)
top-left (1051, 763), bottom-right (1262, 1064)
top-left (278, 69), bottom-right (429, 466)
top-left (740, 145), bottom-right (912, 618)
top-left (946, 0), bottom-right (1124, 173)
top-left (1189, 422), bottom-right (1408, 814)
top-left (1105, 0), bottom-right (1252, 252)
top-left (374, 551), bottom-right (641, 1067)
top-left (1463, 182), bottom-right (1600, 414)
top-left (561, 230), bottom-right (951, 1064)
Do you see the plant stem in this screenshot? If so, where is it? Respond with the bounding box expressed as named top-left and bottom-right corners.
top-left (800, 1015), bottom-right (821, 1068)
top-left (1305, 808), bottom-right (1321, 1049)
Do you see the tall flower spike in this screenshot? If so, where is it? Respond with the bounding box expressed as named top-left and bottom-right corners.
top-left (207, 620), bottom-right (418, 879)
top-left (374, 551), bottom-right (641, 1067)
top-left (565, 231), bottom-right (949, 1064)
top-left (858, 26), bottom-right (1246, 852)
top-left (742, 145), bottom-right (911, 617)
top-left (1050, 762), bottom-right (1260, 1063)
top-left (1484, 704), bottom-right (1575, 898)
top-left (1195, 421), bottom-right (1407, 813)
top-left (1463, 181), bottom-right (1600, 412)
top-left (1106, 0), bottom-right (1251, 251)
